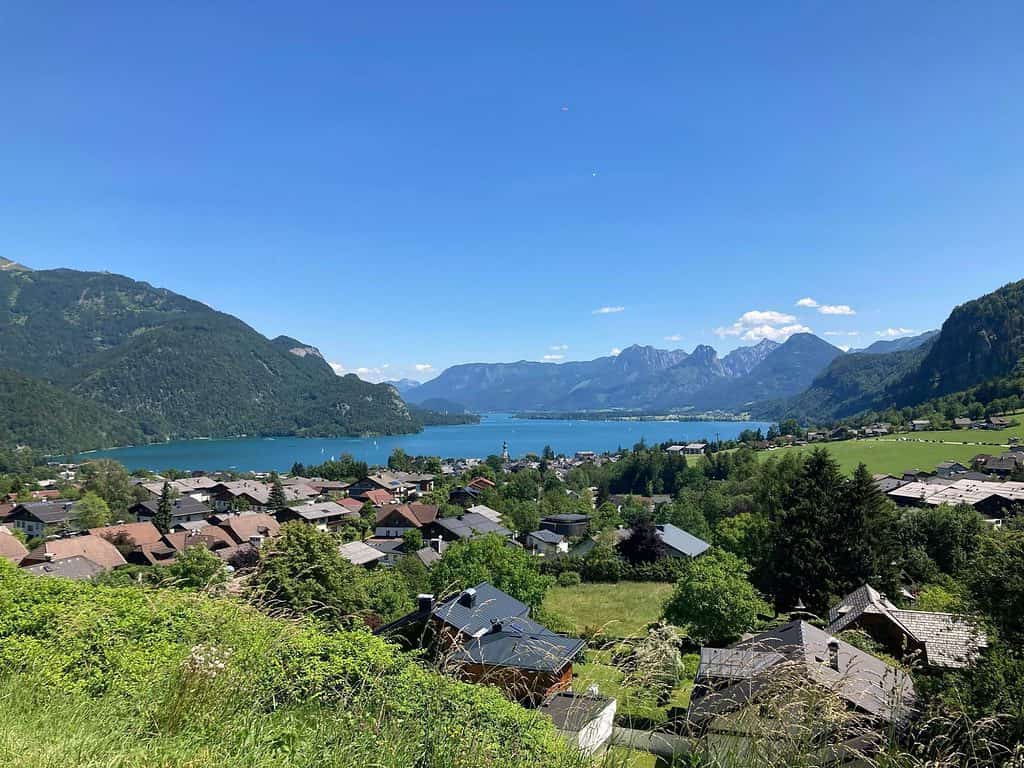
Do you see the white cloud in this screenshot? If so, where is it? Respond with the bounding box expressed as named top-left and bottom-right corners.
top-left (329, 362), bottom-right (345, 375)
top-left (714, 310), bottom-right (803, 340)
top-left (549, 344), bottom-right (569, 351)
top-left (824, 331), bottom-right (861, 337)
top-left (819, 304), bottom-right (856, 316)
top-left (610, 347), bottom-right (621, 356)
top-left (330, 362), bottom-right (391, 382)
top-left (542, 354), bottom-right (564, 361)
top-left (838, 345), bottom-right (852, 352)
top-left (592, 306), bottom-right (625, 315)
top-left (739, 323), bottom-right (813, 342)
top-left (414, 363), bottom-right (434, 372)
top-left (740, 310), bottom-right (797, 326)
top-left (664, 334), bottom-right (683, 342)
top-left (796, 297), bottom-right (819, 308)
top-left (875, 327), bottom-right (918, 338)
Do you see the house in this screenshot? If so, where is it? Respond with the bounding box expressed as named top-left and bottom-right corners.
top-left (975, 452), bottom-right (1022, 478)
top-left (466, 476), bottom-right (496, 492)
top-left (827, 584), bottom-right (987, 669)
top-left (208, 480), bottom-right (318, 512)
top-left (131, 496), bottom-right (211, 527)
top-left (140, 476), bottom-right (219, 500)
top-left (935, 460), bottom-right (970, 478)
top-left (656, 523), bottom-right (711, 559)
top-left (987, 416), bottom-right (1012, 430)
top-left (89, 522), bottom-right (164, 550)
top-left (466, 504), bottom-right (503, 523)
top-left (129, 526), bottom-right (238, 566)
top-left (5, 500), bottom-right (81, 538)
top-left (886, 478), bottom-right (1024, 519)
top-left (378, 584), bottom-right (585, 705)
top-left (0, 526), bottom-right (28, 564)
top-left (23, 555), bottom-right (105, 581)
top-left (449, 485), bottom-right (484, 507)
top-left (274, 501), bottom-right (359, 531)
top-left (666, 445), bottom-right (686, 454)
top-left (953, 417), bottom-right (973, 429)
top-left (683, 443), bottom-right (708, 456)
top-left (338, 540), bottom-right (387, 568)
top-left (21, 534), bottom-right (127, 572)
top-left (910, 419), bottom-right (932, 431)
top-left (526, 529), bottom-right (569, 556)
top-left (540, 513), bottom-right (591, 538)
top-left (215, 512), bottom-right (280, 547)
top-left (688, 620), bottom-right (915, 759)
top-left (424, 511), bottom-right (513, 542)
top-left (872, 474), bottom-right (906, 494)
top-left (359, 488), bottom-right (395, 507)
top-left (337, 497), bottom-right (367, 514)
top-left (374, 503), bottom-right (439, 537)
top-left (345, 472), bottom-right (435, 501)
top-left (539, 691), bottom-right (617, 756)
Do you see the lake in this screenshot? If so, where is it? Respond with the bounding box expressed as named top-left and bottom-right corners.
top-left (79, 414), bottom-right (773, 472)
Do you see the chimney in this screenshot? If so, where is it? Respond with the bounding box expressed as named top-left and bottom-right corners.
top-left (458, 588), bottom-right (477, 608)
top-left (417, 594), bottom-right (435, 615)
top-left (249, 534), bottom-right (265, 549)
top-left (827, 638), bottom-right (840, 671)
top-left (489, 618), bottom-right (502, 633)
top-left (44, 552), bottom-right (56, 562)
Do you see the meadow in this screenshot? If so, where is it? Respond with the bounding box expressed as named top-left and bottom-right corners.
top-left (543, 582), bottom-right (675, 638)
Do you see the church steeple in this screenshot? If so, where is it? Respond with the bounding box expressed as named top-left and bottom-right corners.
top-left (501, 440), bottom-right (509, 462)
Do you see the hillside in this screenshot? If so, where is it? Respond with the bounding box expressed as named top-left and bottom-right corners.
top-left (857, 330), bottom-right (938, 355)
top-left (0, 267), bottom-right (417, 448)
top-left (0, 561), bottom-right (576, 768)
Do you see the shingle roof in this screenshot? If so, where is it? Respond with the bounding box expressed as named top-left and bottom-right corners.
top-left (24, 535), bottom-right (127, 571)
top-left (656, 523), bottom-right (710, 558)
top-left (133, 496), bottom-right (211, 520)
top-left (467, 504), bottom-right (503, 522)
top-left (284, 501), bottom-right (357, 522)
top-left (11, 500), bottom-right (77, 524)
top-left (434, 512), bottom-right (511, 540)
top-left (89, 521), bottom-right (164, 547)
top-left (432, 582), bottom-right (530, 637)
top-left (23, 555), bottom-right (104, 581)
top-left (446, 615), bottom-right (584, 672)
top-left (217, 513), bottom-right (280, 544)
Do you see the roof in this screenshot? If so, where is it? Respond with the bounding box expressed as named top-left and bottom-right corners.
top-left (467, 504), bottom-right (503, 523)
top-left (691, 620), bottom-right (915, 724)
top-left (132, 496), bottom-right (211, 519)
top-left (337, 497), bottom-right (365, 513)
top-left (376, 503), bottom-right (439, 528)
top-left (362, 489), bottom-right (395, 505)
top-left (89, 522), bottom-right (163, 547)
top-left (0, 528), bottom-right (28, 564)
top-left (212, 480), bottom-right (318, 505)
top-left (415, 546), bottom-right (442, 566)
top-left (10, 500), bottom-right (77, 524)
top-left (541, 513), bottom-right (590, 523)
top-left (887, 478), bottom-right (1024, 507)
top-left (433, 512), bottom-right (511, 540)
top-left (217, 513), bottom-right (280, 544)
top-left (827, 584), bottom-right (987, 669)
top-left (338, 540), bottom-right (387, 566)
top-left (432, 582), bottom-right (530, 637)
top-left (23, 555), bottom-right (104, 581)
top-left (656, 523), bottom-right (710, 558)
top-left (283, 501), bottom-right (357, 522)
top-left (528, 529), bottom-right (565, 545)
top-left (539, 692), bottom-right (616, 732)
top-left (24, 535), bottom-right (127, 570)
top-left (446, 615), bottom-right (584, 673)
top-left (141, 476), bottom-right (219, 497)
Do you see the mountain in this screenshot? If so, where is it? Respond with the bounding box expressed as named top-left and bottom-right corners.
top-left (410, 338), bottom-right (839, 413)
top-left (0, 257), bottom-right (29, 272)
top-left (385, 378), bottom-right (423, 395)
top-left (690, 334), bottom-right (843, 411)
top-left (776, 279), bottom-right (1024, 421)
top-left (0, 266), bottom-right (417, 449)
top-left (857, 330), bottom-right (938, 355)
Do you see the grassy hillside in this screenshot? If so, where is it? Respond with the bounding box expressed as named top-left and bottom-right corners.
top-left (0, 561), bottom-right (584, 768)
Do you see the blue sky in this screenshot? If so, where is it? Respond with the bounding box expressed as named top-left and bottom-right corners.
top-left (2, 2), bottom-right (1022, 382)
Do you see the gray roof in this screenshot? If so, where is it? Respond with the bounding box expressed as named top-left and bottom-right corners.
top-left (656, 523), bottom-right (710, 558)
top-left (528, 529), bottom-right (565, 545)
top-left (284, 501), bottom-right (357, 522)
top-left (415, 546), bottom-right (442, 566)
top-left (432, 582), bottom-right (530, 637)
top-left (11, 500), bottom-right (77, 524)
top-left (338, 540), bottom-right (387, 566)
top-left (434, 512), bottom-right (511, 540)
top-left (539, 691), bottom-right (615, 732)
top-left (691, 620), bottom-right (915, 724)
top-left (23, 555), bottom-right (104, 581)
top-left (133, 496), bottom-right (211, 519)
top-left (446, 614), bottom-right (584, 672)
top-left (541, 513), bottom-right (590, 523)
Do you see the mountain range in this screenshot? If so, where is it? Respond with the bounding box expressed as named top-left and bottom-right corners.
top-left (0, 265), bottom-right (417, 452)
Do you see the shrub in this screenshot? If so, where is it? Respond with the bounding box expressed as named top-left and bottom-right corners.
top-left (556, 571), bottom-right (581, 587)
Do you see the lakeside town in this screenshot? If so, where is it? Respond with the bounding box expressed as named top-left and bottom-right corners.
top-left (3, 409), bottom-right (1022, 765)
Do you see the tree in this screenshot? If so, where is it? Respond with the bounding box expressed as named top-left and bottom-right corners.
top-left (79, 459), bottom-right (134, 514)
top-left (253, 523), bottom-right (368, 625)
top-left (268, 472), bottom-right (288, 511)
top-left (388, 448), bottom-right (413, 472)
top-left (73, 492), bottom-right (111, 529)
top-left (360, 502), bottom-right (378, 534)
top-left (591, 501), bottom-right (622, 532)
top-left (430, 534), bottom-right (553, 609)
top-left (714, 512), bottom-right (770, 573)
top-left (968, 530), bottom-right (1024, 639)
top-left (658, 497), bottom-right (711, 542)
top-left (663, 549), bottom-right (769, 646)
top-left (170, 546), bottom-right (228, 590)
top-left (838, 463), bottom-right (899, 594)
top-left (618, 515), bottom-right (664, 564)
top-left (154, 481), bottom-right (173, 534)
top-left (402, 528), bottom-right (424, 552)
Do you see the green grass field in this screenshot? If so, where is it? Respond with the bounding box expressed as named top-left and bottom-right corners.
top-left (543, 582), bottom-right (674, 637)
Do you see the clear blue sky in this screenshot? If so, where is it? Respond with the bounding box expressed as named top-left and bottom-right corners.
top-left (2, 2), bottom-right (1022, 381)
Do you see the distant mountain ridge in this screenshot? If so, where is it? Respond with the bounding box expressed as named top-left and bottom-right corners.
top-left (0, 265), bottom-right (417, 451)
top-left (855, 330), bottom-right (938, 355)
top-left (408, 336), bottom-right (841, 413)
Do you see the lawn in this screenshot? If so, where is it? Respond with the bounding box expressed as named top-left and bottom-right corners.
top-left (543, 581), bottom-right (675, 638)
top-left (571, 647), bottom-right (694, 725)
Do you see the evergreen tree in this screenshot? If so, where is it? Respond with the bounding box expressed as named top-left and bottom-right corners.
top-left (154, 481), bottom-right (173, 534)
top-left (268, 472), bottom-right (288, 511)
top-left (618, 514), bottom-right (664, 564)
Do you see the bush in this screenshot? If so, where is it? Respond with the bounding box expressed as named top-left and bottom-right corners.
top-left (556, 571), bottom-right (581, 587)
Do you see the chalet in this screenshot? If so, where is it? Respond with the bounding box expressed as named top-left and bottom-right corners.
top-left (540, 513), bottom-right (591, 538)
top-left (129, 526), bottom-right (237, 566)
top-left (538, 691), bottom-right (617, 756)
top-left (23, 555), bottom-right (104, 581)
top-left (274, 501), bottom-right (359, 531)
top-left (827, 585), bottom-right (987, 669)
top-left (131, 496), bottom-right (211, 527)
top-left (0, 526), bottom-right (28, 564)
top-left (337, 497), bottom-right (367, 514)
top-left (935, 460), bottom-right (970, 478)
top-left (21, 534), bottom-right (127, 572)
top-left (666, 445), bottom-right (686, 454)
top-left (683, 443), bottom-right (707, 456)
top-left (656, 523), bottom-right (710, 559)
top-left (975, 452), bottom-right (1022, 478)
top-left (215, 512), bottom-right (280, 547)
top-left (424, 511), bottom-right (513, 542)
top-left (345, 472), bottom-right (435, 501)
top-left (374, 503), bottom-right (439, 537)
top-left (89, 522), bottom-right (164, 550)
top-left (6, 500), bottom-right (79, 538)
top-left (338, 540), bottom-right (387, 568)
top-left (887, 478), bottom-right (1024, 519)
top-left (377, 583), bottom-right (585, 705)
top-left (140, 476), bottom-right (219, 500)
top-left (448, 485), bottom-right (484, 507)
top-left (365, 536), bottom-right (446, 567)
top-left (909, 419), bottom-right (932, 431)
top-left (466, 476), bottom-right (497, 492)
top-left (208, 480), bottom-right (318, 512)
top-left (688, 620), bottom-right (915, 759)
top-left (526, 529), bottom-right (569, 556)
top-left (872, 474), bottom-right (906, 494)
top-left (953, 417), bottom-right (974, 429)
top-left (987, 416), bottom-right (1012, 430)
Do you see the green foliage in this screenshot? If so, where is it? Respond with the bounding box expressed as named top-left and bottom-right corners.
top-left (897, 503), bottom-right (987, 582)
top-left (714, 512), bottom-right (770, 572)
top-left (79, 459), bottom-right (135, 515)
top-left (267, 472), bottom-right (288, 511)
top-left (154, 481), bottom-right (173, 534)
top-left (72, 492), bottom-right (111, 529)
top-left (967, 530), bottom-right (1024, 640)
top-left (169, 546), bottom-right (228, 590)
top-left (663, 548), bottom-right (770, 646)
top-left (556, 570), bottom-right (581, 587)
top-left (402, 528), bottom-right (424, 552)
top-left (430, 534), bottom-right (553, 609)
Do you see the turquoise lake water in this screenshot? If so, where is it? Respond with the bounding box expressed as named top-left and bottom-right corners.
top-left (80, 414), bottom-right (772, 472)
